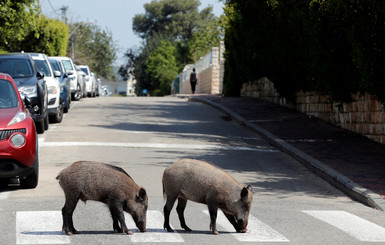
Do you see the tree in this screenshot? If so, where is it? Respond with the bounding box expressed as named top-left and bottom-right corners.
top-left (68, 23), bottom-right (117, 79)
top-left (19, 15), bottom-right (69, 56)
top-left (0, 0), bottom-right (38, 52)
top-left (145, 40), bottom-right (179, 95)
top-left (131, 0), bottom-right (219, 95)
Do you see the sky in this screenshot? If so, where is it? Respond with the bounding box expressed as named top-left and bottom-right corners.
top-left (40, 0), bottom-right (225, 65)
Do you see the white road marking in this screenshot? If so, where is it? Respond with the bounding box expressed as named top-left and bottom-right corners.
top-left (0, 191), bottom-right (10, 200)
top-left (303, 210), bottom-right (385, 242)
top-left (16, 211), bottom-right (69, 244)
top-left (203, 210), bottom-right (289, 242)
top-left (125, 210), bottom-right (184, 243)
top-left (40, 141), bottom-right (278, 152)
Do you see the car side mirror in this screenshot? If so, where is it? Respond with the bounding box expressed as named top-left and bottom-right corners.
top-left (37, 71), bottom-right (44, 79)
top-left (67, 70), bottom-right (74, 75)
top-left (53, 71), bottom-right (61, 78)
top-left (24, 95), bottom-right (32, 108)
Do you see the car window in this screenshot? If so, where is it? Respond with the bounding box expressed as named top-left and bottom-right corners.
top-left (0, 79), bottom-right (19, 109)
top-left (61, 60), bottom-right (73, 71)
top-left (49, 60), bottom-right (60, 72)
top-left (0, 59), bottom-right (34, 78)
top-left (34, 60), bottom-right (52, 77)
top-left (80, 67), bottom-right (89, 75)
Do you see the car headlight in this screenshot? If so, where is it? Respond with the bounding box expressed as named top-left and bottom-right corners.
top-left (48, 86), bottom-right (58, 94)
top-left (10, 134), bottom-right (25, 147)
top-left (19, 85), bottom-right (37, 97)
top-left (7, 112), bottom-right (27, 126)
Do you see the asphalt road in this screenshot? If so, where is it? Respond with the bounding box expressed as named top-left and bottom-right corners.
top-left (1, 96), bottom-right (385, 245)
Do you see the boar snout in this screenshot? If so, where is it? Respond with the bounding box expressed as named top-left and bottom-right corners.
top-left (236, 218), bottom-right (248, 233)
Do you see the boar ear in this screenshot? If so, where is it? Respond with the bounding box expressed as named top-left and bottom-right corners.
top-left (241, 185), bottom-right (252, 199)
top-left (137, 188), bottom-right (147, 201)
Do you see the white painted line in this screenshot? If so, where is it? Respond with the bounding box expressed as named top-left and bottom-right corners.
top-left (40, 141), bottom-right (278, 152)
top-left (303, 210), bottom-right (385, 242)
top-left (203, 210), bottom-right (289, 242)
top-left (125, 210), bottom-right (184, 243)
top-left (16, 211), bottom-right (70, 244)
top-left (0, 191), bottom-right (10, 200)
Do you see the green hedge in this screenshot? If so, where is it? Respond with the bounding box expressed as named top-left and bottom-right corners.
top-left (223, 0), bottom-right (385, 102)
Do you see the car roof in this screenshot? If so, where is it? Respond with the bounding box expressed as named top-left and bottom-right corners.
top-left (0, 53), bottom-right (32, 59)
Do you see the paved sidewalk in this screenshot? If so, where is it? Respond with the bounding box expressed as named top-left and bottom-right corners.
top-left (187, 95), bottom-right (385, 211)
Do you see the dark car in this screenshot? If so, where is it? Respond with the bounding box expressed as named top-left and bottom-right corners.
top-left (0, 73), bottom-right (39, 188)
top-left (0, 53), bottom-right (49, 134)
top-left (49, 58), bottom-right (71, 113)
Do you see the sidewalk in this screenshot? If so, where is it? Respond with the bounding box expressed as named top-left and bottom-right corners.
top-left (187, 95), bottom-right (385, 211)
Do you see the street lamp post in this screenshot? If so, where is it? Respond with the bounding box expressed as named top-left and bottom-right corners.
top-left (69, 22), bottom-right (92, 60)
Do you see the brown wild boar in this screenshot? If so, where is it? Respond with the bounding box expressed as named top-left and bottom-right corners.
top-left (162, 159), bottom-right (253, 235)
top-left (56, 161), bottom-right (148, 235)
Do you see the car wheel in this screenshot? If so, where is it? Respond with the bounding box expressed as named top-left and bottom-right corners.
top-left (44, 113), bottom-right (49, 130)
top-left (72, 83), bottom-right (82, 101)
top-left (35, 120), bottom-right (44, 134)
top-left (20, 146), bottom-right (39, 189)
top-left (51, 99), bottom-right (63, 123)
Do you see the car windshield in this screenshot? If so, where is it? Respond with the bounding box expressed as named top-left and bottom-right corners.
top-left (0, 59), bottom-right (34, 78)
top-left (34, 59), bottom-right (52, 77)
top-left (0, 79), bottom-right (19, 109)
top-left (61, 60), bottom-right (73, 72)
top-left (80, 67), bottom-right (89, 75)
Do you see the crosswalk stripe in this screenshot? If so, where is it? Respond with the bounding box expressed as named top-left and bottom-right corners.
top-left (303, 210), bottom-right (385, 242)
top-left (124, 210), bottom-right (184, 243)
top-left (203, 210), bottom-right (289, 242)
top-left (16, 211), bottom-right (70, 244)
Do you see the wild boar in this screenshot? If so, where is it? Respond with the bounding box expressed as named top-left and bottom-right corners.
top-left (56, 161), bottom-right (148, 235)
top-left (162, 158), bottom-right (253, 235)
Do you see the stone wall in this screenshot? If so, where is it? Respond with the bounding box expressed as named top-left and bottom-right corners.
top-left (179, 41), bottom-right (224, 95)
top-left (241, 78), bottom-right (385, 144)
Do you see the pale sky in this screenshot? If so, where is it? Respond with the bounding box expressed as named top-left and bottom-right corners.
top-left (40, 0), bottom-right (225, 65)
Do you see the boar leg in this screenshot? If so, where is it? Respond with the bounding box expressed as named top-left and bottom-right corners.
top-left (62, 197), bottom-right (79, 235)
top-left (163, 194), bottom-right (177, 232)
top-left (208, 205), bottom-right (219, 235)
top-left (109, 205), bottom-right (133, 235)
top-left (176, 198), bottom-right (192, 231)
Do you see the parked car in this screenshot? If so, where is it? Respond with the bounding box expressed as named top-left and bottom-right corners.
top-left (95, 77), bottom-right (101, 97)
top-left (0, 53), bottom-right (49, 134)
top-left (79, 65), bottom-right (96, 97)
top-left (0, 73), bottom-right (39, 188)
top-left (75, 64), bottom-right (87, 98)
top-left (49, 57), bottom-right (83, 101)
top-left (49, 58), bottom-right (71, 113)
top-left (31, 53), bottom-right (63, 123)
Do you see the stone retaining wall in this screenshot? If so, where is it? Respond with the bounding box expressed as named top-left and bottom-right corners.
top-left (241, 78), bottom-right (385, 144)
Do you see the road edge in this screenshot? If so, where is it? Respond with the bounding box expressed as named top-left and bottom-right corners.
top-left (188, 96), bottom-right (385, 211)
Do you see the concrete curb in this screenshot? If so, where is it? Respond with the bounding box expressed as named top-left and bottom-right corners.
top-left (189, 96), bottom-right (385, 211)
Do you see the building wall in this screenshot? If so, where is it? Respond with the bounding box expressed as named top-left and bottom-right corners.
top-left (241, 78), bottom-right (385, 144)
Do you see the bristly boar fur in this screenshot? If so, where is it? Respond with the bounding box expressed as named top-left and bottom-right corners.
top-left (56, 161), bottom-right (148, 235)
top-left (162, 159), bottom-right (253, 235)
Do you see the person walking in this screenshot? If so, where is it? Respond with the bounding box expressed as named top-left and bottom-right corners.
top-left (190, 68), bottom-right (198, 94)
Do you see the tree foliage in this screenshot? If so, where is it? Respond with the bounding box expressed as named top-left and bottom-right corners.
top-left (223, 0), bottom-right (385, 102)
top-left (0, 0), bottom-right (38, 51)
top-left (19, 15), bottom-right (69, 56)
top-left (68, 23), bottom-right (117, 79)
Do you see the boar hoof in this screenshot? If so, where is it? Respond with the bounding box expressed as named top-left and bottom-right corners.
top-left (123, 229), bottom-right (133, 235)
top-left (212, 230), bottom-right (219, 235)
top-left (166, 227), bottom-right (174, 232)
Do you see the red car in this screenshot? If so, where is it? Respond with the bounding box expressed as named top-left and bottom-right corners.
top-left (0, 73), bottom-right (38, 188)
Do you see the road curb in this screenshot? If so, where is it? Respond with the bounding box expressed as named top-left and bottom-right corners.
top-left (189, 96), bottom-right (385, 211)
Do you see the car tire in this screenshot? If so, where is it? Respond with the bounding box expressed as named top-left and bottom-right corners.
top-left (72, 83), bottom-right (82, 101)
top-left (35, 120), bottom-right (44, 134)
top-left (20, 141), bottom-right (39, 189)
top-left (50, 99), bottom-right (63, 123)
top-left (44, 113), bottom-right (49, 131)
